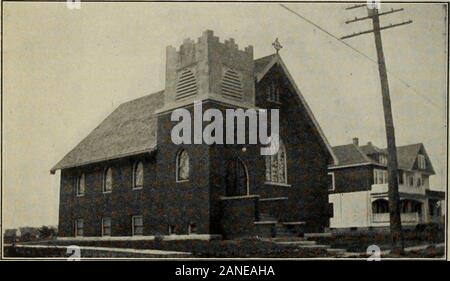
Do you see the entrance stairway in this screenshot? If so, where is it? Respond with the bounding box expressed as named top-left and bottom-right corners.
top-left (255, 213), bottom-right (299, 238)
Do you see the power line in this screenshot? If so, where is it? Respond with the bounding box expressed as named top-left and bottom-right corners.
top-left (279, 4), bottom-right (442, 110)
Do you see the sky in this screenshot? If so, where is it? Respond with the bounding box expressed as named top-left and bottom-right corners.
top-left (2, 2), bottom-right (448, 229)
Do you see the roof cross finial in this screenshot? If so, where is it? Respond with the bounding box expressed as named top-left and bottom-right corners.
top-left (272, 38), bottom-right (283, 54)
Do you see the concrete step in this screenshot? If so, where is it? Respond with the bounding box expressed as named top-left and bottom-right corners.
top-left (275, 240), bottom-right (317, 246)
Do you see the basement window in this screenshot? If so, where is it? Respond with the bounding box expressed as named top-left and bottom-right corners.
top-left (102, 217), bottom-right (111, 237)
top-left (188, 223), bottom-right (197, 234)
top-left (74, 219), bottom-right (84, 237)
top-left (168, 225), bottom-right (176, 235)
top-left (132, 216), bottom-right (143, 236)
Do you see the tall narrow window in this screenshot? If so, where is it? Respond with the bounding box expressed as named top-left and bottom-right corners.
top-left (418, 154), bottom-right (426, 169)
top-left (176, 149), bottom-right (190, 182)
top-left (103, 167), bottom-right (112, 193)
top-left (327, 172), bottom-right (335, 191)
top-left (133, 161), bottom-right (144, 189)
top-left (265, 142), bottom-right (287, 184)
top-left (267, 81), bottom-right (280, 103)
top-left (76, 173), bottom-right (85, 196)
top-left (102, 217), bottom-right (111, 236)
top-left (398, 170), bottom-right (404, 185)
top-left (74, 219), bottom-right (84, 237)
top-left (132, 216), bottom-right (143, 236)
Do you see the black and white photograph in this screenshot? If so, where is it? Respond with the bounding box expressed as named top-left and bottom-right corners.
top-left (1, 0), bottom-right (448, 264)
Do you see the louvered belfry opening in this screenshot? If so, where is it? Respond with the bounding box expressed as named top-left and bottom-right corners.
top-left (176, 68), bottom-right (197, 100)
top-left (222, 69), bottom-right (243, 99)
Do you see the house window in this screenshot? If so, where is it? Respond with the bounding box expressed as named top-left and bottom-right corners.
top-left (133, 161), bottom-right (144, 189)
top-left (102, 217), bottom-right (111, 236)
top-left (265, 142), bottom-right (287, 184)
top-left (398, 170), bottom-right (404, 185)
top-left (168, 225), bottom-right (176, 235)
top-left (378, 154), bottom-right (388, 165)
top-left (417, 176), bottom-right (423, 187)
top-left (132, 216), bottom-right (143, 236)
top-left (267, 81), bottom-right (280, 103)
top-left (418, 154), bottom-right (426, 169)
top-left (408, 175), bottom-right (414, 187)
top-left (76, 173), bottom-right (85, 196)
top-left (176, 149), bottom-right (190, 182)
top-left (103, 167), bottom-right (113, 193)
top-left (74, 219), bottom-right (84, 237)
top-left (327, 172), bottom-right (335, 191)
top-left (374, 169), bottom-right (388, 184)
top-left (188, 223), bottom-right (197, 234)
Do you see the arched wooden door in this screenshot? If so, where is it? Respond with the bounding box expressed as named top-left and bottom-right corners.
top-left (225, 158), bottom-right (248, 196)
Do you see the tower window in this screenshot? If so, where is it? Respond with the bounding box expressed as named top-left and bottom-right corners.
top-left (76, 173), bottom-right (85, 196)
top-left (176, 68), bottom-right (197, 100)
top-left (222, 69), bottom-right (243, 99)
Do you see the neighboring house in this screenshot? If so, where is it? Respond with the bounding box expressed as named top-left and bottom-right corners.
top-left (18, 227), bottom-right (40, 241)
top-left (4, 229), bottom-right (18, 243)
top-left (328, 138), bottom-right (445, 231)
top-left (51, 30), bottom-right (337, 239)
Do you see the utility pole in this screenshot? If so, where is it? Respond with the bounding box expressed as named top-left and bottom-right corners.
top-left (341, 3), bottom-right (412, 255)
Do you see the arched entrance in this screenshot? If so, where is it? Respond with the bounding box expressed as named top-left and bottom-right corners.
top-left (372, 199), bottom-right (389, 213)
top-left (225, 158), bottom-right (249, 196)
top-left (400, 199), bottom-right (422, 214)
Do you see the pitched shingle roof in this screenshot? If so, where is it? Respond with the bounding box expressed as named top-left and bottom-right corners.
top-left (330, 142), bottom-right (435, 174)
top-left (394, 143), bottom-right (434, 173)
top-left (51, 91), bottom-right (164, 172)
top-left (331, 144), bottom-right (372, 166)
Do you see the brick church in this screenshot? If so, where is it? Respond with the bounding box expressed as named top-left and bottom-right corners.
top-left (51, 30), bottom-right (338, 239)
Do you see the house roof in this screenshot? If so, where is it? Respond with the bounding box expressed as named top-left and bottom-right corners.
top-left (52, 53), bottom-right (338, 172)
top-left (330, 142), bottom-right (435, 174)
top-left (359, 142), bottom-right (384, 155)
top-left (51, 91), bottom-right (164, 173)
top-left (331, 144), bottom-right (372, 166)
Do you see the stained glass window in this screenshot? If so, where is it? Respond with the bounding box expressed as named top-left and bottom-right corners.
top-left (77, 173), bottom-right (85, 196)
top-left (176, 150), bottom-right (190, 181)
top-left (133, 161), bottom-right (144, 189)
top-left (265, 142), bottom-right (287, 184)
top-left (103, 167), bottom-right (112, 192)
